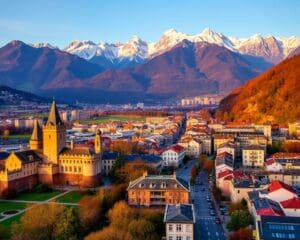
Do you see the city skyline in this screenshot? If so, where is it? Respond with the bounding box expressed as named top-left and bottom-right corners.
top-left (0, 0), bottom-right (299, 47)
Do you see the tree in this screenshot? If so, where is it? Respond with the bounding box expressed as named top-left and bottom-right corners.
top-left (229, 201), bottom-right (248, 215)
top-left (12, 203), bottom-right (65, 240)
top-left (190, 165), bottom-right (198, 184)
top-left (230, 227), bottom-right (253, 240)
top-left (227, 210), bottom-right (253, 231)
top-left (78, 196), bottom-right (102, 230)
top-left (128, 219), bottom-right (158, 240)
top-left (212, 185), bottom-right (222, 203)
top-left (53, 207), bottom-right (80, 240)
top-left (85, 226), bottom-right (119, 240)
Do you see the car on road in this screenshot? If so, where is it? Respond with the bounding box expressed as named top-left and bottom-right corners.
top-left (206, 196), bottom-right (211, 201)
top-left (210, 210), bottom-right (216, 216)
top-left (215, 217), bottom-right (221, 224)
top-left (209, 203), bottom-right (214, 209)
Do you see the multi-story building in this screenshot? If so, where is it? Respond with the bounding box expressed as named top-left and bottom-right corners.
top-left (162, 145), bottom-right (185, 168)
top-left (178, 139), bottom-right (202, 158)
top-left (127, 172), bottom-right (190, 207)
top-left (288, 122), bottom-right (300, 137)
top-left (242, 145), bottom-right (265, 168)
top-left (164, 204), bottom-right (195, 240)
top-left (0, 101), bottom-right (103, 196)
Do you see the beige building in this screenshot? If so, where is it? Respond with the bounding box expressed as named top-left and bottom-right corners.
top-left (164, 204), bottom-right (195, 240)
top-left (242, 145), bottom-right (265, 168)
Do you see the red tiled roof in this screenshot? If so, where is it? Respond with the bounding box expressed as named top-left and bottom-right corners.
top-left (218, 170), bottom-right (233, 179)
top-left (167, 144), bottom-right (185, 153)
top-left (268, 181), bottom-right (296, 194)
top-left (270, 152), bottom-right (300, 159)
top-left (265, 158), bottom-right (276, 166)
top-left (280, 197), bottom-right (300, 209)
top-left (256, 208), bottom-right (285, 217)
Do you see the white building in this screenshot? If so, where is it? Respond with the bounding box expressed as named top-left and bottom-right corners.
top-left (162, 145), bottom-right (185, 168)
top-left (164, 204), bottom-right (195, 240)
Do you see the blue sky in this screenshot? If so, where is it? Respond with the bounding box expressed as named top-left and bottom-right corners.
top-left (0, 0), bottom-right (299, 47)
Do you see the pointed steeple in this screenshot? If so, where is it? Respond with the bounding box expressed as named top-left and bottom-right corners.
top-left (31, 119), bottom-right (42, 141)
top-left (46, 100), bottom-right (63, 126)
top-left (29, 119), bottom-right (43, 150)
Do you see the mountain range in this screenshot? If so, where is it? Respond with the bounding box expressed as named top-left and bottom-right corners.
top-left (55, 28), bottom-right (300, 69)
top-left (218, 54), bottom-right (300, 123)
top-left (0, 28), bottom-right (299, 104)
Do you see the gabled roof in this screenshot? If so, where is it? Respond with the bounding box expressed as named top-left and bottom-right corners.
top-left (46, 100), bottom-right (63, 126)
top-left (164, 204), bottom-right (195, 223)
top-left (280, 197), bottom-right (300, 209)
top-left (14, 150), bottom-right (42, 163)
top-left (163, 144), bottom-right (185, 154)
top-left (268, 181), bottom-right (296, 194)
top-left (254, 198), bottom-right (285, 216)
top-left (127, 174), bottom-right (189, 191)
top-left (60, 146), bottom-right (94, 156)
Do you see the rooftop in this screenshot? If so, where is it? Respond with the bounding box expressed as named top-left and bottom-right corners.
top-left (164, 204), bottom-right (195, 223)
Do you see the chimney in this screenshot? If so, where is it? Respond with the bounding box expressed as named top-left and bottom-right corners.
top-left (173, 171), bottom-right (176, 178)
top-left (143, 171), bottom-right (148, 177)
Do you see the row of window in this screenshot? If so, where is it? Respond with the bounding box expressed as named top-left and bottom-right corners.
top-left (60, 159), bottom-right (93, 164)
top-left (168, 224), bottom-right (191, 232)
top-left (61, 165), bottom-right (82, 173)
top-left (168, 236), bottom-right (191, 240)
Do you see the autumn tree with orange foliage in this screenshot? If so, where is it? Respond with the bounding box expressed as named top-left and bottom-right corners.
top-left (85, 201), bottom-right (164, 240)
top-left (230, 227), bottom-right (253, 240)
top-left (78, 196), bottom-right (102, 230)
top-left (115, 159), bottom-right (157, 184)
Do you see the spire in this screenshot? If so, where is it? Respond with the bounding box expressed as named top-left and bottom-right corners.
top-left (46, 100), bottom-right (63, 126)
top-left (31, 119), bottom-right (42, 141)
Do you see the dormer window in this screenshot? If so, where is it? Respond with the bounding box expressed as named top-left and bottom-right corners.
top-left (150, 182), bottom-right (156, 188)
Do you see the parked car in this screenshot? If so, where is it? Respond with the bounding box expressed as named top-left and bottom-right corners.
top-left (209, 203), bottom-right (214, 210)
top-left (210, 210), bottom-right (216, 216)
top-left (215, 217), bottom-right (221, 224)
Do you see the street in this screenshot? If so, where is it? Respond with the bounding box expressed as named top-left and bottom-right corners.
top-left (177, 160), bottom-right (226, 240)
top-left (193, 170), bottom-right (226, 240)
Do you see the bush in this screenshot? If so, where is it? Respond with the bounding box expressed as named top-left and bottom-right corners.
top-left (1, 187), bottom-right (17, 199)
top-left (32, 183), bottom-right (52, 193)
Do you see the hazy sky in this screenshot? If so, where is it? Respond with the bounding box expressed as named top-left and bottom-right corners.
top-left (0, 0), bottom-right (299, 47)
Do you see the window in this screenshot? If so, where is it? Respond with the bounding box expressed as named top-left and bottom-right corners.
top-left (169, 224), bottom-right (173, 231)
top-left (176, 224), bottom-right (182, 232)
top-left (176, 237), bottom-right (182, 240)
top-left (186, 225), bottom-right (190, 232)
top-left (186, 237), bottom-right (191, 240)
top-left (69, 166), bottom-right (72, 172)
top-left (61, 166), bottom-right (64, 172)
top-left (169, 237), bottom-right (173, 240)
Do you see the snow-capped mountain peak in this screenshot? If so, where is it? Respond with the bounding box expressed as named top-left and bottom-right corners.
top-left (29, 28), bottom-right (300, 67)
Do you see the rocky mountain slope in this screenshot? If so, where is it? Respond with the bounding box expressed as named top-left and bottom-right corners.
top-left (218, 54), bottom-right (300, 123)
top-left (0, 40), bottom-right (269, 103)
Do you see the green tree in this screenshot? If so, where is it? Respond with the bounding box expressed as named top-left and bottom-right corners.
top-left (54, 207), bottom-right (80, 240)
top-left (227, 210), bottom-right (253, 231)
top-left (128, 219), bottom-right (158, 240)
